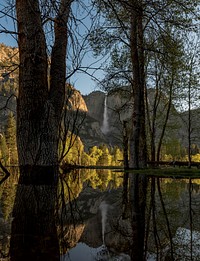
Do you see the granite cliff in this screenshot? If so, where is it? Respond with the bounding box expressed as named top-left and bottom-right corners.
top-left (1, 44), bottom-right (200, 152)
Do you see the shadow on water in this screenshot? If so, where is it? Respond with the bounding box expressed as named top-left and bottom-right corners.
top-left (1, 167), bottom-right (200, 260)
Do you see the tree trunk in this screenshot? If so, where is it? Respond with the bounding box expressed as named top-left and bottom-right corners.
top-left (128, 1), bottom-right (147, 260)
top-left (129, 173), bottom-right (147, 261)
top-left (129, 0), bottom-right (147, 169)
top-left (10, 1), bottom-right (71, 260)
top-left (122, 121), bottom-right (129, 218)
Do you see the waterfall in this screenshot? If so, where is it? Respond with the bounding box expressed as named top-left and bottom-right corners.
top-left (99, 201), bottom-right (109, 245)
top-left (101, 95), bottom-right (109, 134)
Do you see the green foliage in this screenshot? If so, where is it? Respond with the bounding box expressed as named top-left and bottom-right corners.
top-left (97, 144), bottom-right (112, 166)
top-left (88, 145), bottom-right (103, 164)
top-left (60, 132), bottom-right (84, 165)
top-left (81, 151), bottom-right (95, 165)
top-left (111, 146), bottom-right (123, 166)
top-left (58, 167), bottom-right (123, 204)
top-left (163, 138), bottom-right (186, 161)
top-left (90, 0), bottom-right (198, 92)
top-left (191, 154), bottom-right (200, 162)
top-left (60, 132), bottom-right (124, 168)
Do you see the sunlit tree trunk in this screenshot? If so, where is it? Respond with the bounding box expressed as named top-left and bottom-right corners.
top-left (10, 0), bottom-right (72, 260)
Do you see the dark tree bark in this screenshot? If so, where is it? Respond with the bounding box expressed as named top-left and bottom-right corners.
top-left (10, 1), bottom-right (72, 260)
top-left (129, 172), bottom-right (147, 261)
top-left (122, 120), bottom-right (129, 218)
top-left (129, 0), bottom-right (147, 169)
top-left (128, 1), bottom-right (147, 260)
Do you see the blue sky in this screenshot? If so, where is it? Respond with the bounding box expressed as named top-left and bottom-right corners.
top-left (0, 4), bottom-right (103, 95)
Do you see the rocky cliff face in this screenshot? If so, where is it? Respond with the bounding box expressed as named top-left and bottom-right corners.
top-left (82, 87), bottom-right (200, 151)
top-left (0, 44), bottom-right (107, 149)
top-left (64, 87), bottom-right (107, 150)
top-left (0, 43), bottom-right (18, 81)
top-left (66, 85), bottom-right (88, 112)
top-left (83, 91), bottom-right (105, 124)
top-left (83, 88), bottom-right (132, 146)
top-left (1, 44), bottom-right (200, 151)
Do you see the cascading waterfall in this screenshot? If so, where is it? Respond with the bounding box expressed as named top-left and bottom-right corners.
top-left (101, 95), bottom-right (109, 134)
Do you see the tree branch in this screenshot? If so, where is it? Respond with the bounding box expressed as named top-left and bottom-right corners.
top-left (0, 160), bottom-right (10, 185)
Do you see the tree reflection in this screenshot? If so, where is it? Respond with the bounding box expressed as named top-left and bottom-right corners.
top-left (2, 168), bottom-right (200, 260)
top-left (129, 173), bottom-right (147, 261)
top-left (145, 177), bottom-right (200, 261)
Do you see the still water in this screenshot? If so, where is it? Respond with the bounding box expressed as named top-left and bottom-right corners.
top-left (0, 168), bottom-right (200, 260)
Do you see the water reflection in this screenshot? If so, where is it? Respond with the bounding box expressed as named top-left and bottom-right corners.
top-left (1, 168), bottom-right (200, 260)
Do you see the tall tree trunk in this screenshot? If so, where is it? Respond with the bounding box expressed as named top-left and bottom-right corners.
top-left (128, 1), bottom-right (147, 261)
top-left (129, 0), bottom-right (147, 169)
top-left (10, 1), bottom-right (71, 260)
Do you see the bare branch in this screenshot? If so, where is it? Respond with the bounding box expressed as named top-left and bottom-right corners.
top-left (0, 93), bottom-right (17, 111)
top-left (0, 30), bottom-right (18, 35)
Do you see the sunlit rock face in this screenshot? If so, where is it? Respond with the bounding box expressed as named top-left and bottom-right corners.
top-left (66, 84), bottom-right (88, 112)
top-left (0, 44), bottom-right (19, 73)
